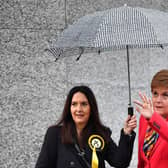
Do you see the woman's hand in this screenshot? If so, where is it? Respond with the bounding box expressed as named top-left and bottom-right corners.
top-left (123, 115), bottom-right (137, 135)
top-left (134, 92), bottom-right (153, 120)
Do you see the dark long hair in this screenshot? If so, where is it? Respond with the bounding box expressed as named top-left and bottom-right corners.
top-left (56, 85), bottom-right (110, 146)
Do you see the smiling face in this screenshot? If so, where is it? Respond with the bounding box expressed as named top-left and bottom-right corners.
top-left (71, 92), bottom-right (91, 131)
top-left (152, 87), bottom-right (168, 118)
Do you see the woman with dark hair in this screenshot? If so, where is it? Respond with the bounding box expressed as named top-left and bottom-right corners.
top-left (134, 69), bottom-right (168, 168)
top-left (35, 85), bottom-right (137, 168)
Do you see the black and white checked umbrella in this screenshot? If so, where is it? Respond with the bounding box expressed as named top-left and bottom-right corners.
top-left (47, 5), bottom-right (168, 114)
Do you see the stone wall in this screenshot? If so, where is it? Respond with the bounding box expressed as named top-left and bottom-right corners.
top-left (0, 0), bottom-right (168, 168)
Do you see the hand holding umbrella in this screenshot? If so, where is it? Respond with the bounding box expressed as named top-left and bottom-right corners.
top-left (124, 114), bottom-right (137, 135)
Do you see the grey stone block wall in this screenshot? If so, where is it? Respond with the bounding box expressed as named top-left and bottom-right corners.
top-left (0, 0), bottom-right (168, 168)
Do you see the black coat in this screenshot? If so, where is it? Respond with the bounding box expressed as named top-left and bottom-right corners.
top-left (35, 125), bottom-right (136, 168)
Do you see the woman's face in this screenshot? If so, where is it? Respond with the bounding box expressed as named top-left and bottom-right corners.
top-left (152, 87), bottom-right (168, 118)
top-left (71, 92), bottom-right (91, 129)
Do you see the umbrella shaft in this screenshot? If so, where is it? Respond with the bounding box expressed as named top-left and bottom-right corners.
top-left (126, 45), bottom-right (132, 106)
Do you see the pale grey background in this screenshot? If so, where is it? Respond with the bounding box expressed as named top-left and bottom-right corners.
top-left (0, 0), bottom-right (168, 168)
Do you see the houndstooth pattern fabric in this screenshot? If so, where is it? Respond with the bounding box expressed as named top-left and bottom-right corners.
top-left (48, 6), bottom-right (168, 58)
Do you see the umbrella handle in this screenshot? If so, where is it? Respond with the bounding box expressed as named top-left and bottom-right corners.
top-left (128, 106), bottom-right (133, 116)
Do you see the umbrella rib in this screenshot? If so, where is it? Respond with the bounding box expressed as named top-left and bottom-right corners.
top-left (76, 47), bottom-right (84, 61)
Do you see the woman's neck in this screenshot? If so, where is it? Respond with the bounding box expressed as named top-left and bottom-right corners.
top-left (76, 126), bottom-right (83, 137)
top-left (76, 124), bottom-right (86, 141)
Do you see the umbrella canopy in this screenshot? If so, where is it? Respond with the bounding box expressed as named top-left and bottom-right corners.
top-left (49, 5), bottom-right (168, 53)
top-left (47, 5), bottom-right (168, 114)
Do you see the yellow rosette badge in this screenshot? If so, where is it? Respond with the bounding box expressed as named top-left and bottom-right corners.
top-left (88, 135), bottom-right (105, 168)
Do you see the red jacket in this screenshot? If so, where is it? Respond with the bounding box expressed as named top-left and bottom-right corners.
top-left (138, 112), bottom-right (168, 168)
